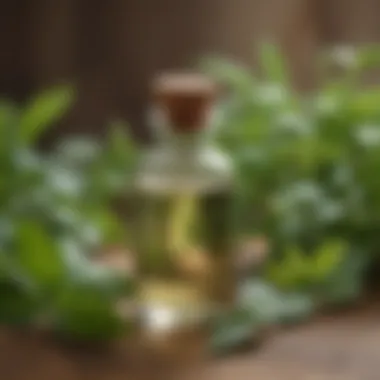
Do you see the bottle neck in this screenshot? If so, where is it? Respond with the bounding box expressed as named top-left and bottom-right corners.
top-left (149, 106), bottom-right (214, 151)
top-left (165, 131), bottom-right (208, 154)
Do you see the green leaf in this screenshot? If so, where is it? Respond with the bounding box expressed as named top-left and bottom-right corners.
top-left (238, 280), bottom-right (282, 324)
top-left (259, 43), bottom-right (289, 86)
top-left (266, 246), bottom-right (307, 289)
top-left (238, 279), bottom-right (314, 326)
top-left (210, 307), bottom-right (259, 355)
top-left (318, 249), bottom-right (368, 306)
top-left (201, 56), bottom-right (255, 94)
top-left (16, 221), bottom-right (65, 289)
top-left (55, 137), bottom-right (102, 168)
top-left (311, 239), bottom-right (347, 281)
top-left (69, 259), bottom-right (134, 300)
top-left (52, 258), bottom-right (133, 341)
top-left (0, 100), bottom-right (19, 133)
top-left (276, 292), bottom-right (315, 325)
top-left (211, 280), bottom-right (315, 354)
top-left (107, 120), bottom-right (136, 165)
top-left (53, 286), bottom-right (126, 341)
top-left (86, 208), bottom-right (127, 246)
top-left (355, 45), bottom-right (380, 70)
top-left (0, 100), bottom-right (19, 153)
top-left (19, 85), bottom-right (75, 144)
top-left (50, 240), bottom-right (134, 341)
top-left (46, 165), bottom-right (84, 198)
top-left (90, 121), bottom-right (137, 196)
top-left (0, 278), bottom-right (38, 325)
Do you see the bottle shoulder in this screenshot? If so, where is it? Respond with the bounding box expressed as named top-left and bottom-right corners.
top-left (139, 144), bottom-right (232, 174)
top-left (135, 144), bottom-right (233, 193)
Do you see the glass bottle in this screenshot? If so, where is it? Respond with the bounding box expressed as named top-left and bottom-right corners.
top-left (129, 73), bottom-right (236, 342)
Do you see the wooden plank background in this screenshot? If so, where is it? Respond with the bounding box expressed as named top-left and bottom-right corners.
top-left (1, 0), bottom-right (380, 141)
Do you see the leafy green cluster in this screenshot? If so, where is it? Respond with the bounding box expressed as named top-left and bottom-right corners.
top-left (204, 44), bottom-right (380, 279)
top-left (0, 86), bottom-right (136, 340)
top-left (203, 44), bottom-right (380, 353)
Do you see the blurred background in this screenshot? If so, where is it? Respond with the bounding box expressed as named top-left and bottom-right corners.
top-left (3, 0), bottom-right (379, 140)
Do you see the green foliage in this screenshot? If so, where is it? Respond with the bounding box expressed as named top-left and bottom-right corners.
top-left (237, 279), bottom-right (314, 325)
top-left (205, 43), bottom-right (380, 353)
top-left (51, 255), bottom-right (134, 341)
top-left (316, 248), bottom-right (369, 306)
top-left (211, 279), bottom-right (314, 355)
top-left (19, 85), bottom-right (74, 144)
top-left (16, 221), bottom-right (65, 290)
top-left (266, 239), bottom-right (347, 291)
top-left (205, 42), bottom-right (380, 264)
top-left (0, 87), bottom-right (135, 340)
top-left (210, 307), bottom-right (259, 355)
top-left (259, 43), bottom-right (290, 86)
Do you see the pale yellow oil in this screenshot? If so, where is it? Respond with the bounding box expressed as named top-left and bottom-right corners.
top-left (128, 189), bottom-right (235, 335)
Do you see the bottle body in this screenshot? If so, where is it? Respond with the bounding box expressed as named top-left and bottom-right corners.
top-left (128, 139), bottom-right (236, 335)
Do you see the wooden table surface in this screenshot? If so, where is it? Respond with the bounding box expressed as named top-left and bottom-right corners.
top-left (0, 303), bottom-right (379, 380)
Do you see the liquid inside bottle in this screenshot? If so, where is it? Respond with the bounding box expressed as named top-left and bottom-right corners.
top-left (130, 186), bottom-right (234, 335)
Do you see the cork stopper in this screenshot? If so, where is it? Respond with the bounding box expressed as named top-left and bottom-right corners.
top-left (152, 72), bottom-right (218, 132)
